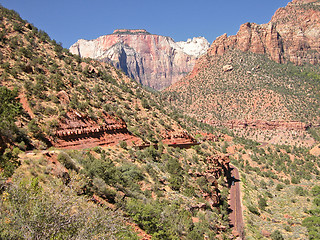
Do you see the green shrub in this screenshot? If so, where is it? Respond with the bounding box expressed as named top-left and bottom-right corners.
top-left (271, 230), bottom-right (284, 240)
top-left (291, 176), bottom-right (301, 184)
top-left (57, 152), bottom-right (78, 171)
top-left (295, 186), bottom-right (306, 196)
top-left (247, 205), bottom-right (260, 216)
top-left (141, 98), bottom-right (150, 109)
top-left (125, 198), bottom-right (193, 239)
top-left (311, 185), bottom-right (320, 196)
top-left (119, 140), bottom-right (127, 149)
top-left (0, 177), bottom-right (136, 239)
top-left (258, 197), bottom-right (267, 211)
top-left (276, 184), bottom-right (284, 191)
top-left (313, 196), bottom-right (320, 207)
top-left (0, 86), bottom-right (22, 136)
top-left (0, 148), bottom-right (20, 178)
top-left (302, 216), bottom-right (320, 240)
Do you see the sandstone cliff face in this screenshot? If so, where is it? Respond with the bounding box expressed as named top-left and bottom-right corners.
top-left (208, 120), bottom-right (311, 131)
top-left (207, 0), bottom-right (320, 65)
top-left (70, 30), bottom-right (209, 90)
top-left (53, 110), bottom-right (143, 149)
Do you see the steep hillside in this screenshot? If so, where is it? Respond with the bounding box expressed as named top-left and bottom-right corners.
top-left (0, 12), bottom-right (197, 150)
top-left (222, 136), bottom-right (320, 239)
top-left (70, 29), bottom-right (209, 90)
top-left (0, 6), bottom-right (235, 239)
top-left (165, 0), bottom-right (320, 134)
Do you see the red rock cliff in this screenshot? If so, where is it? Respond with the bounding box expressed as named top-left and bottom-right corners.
top-left (206, 0), bottom-right (320, 65)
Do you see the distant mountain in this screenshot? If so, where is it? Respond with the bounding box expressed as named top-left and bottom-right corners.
top-left (70, 29), bottom-right (209, 90)
top-left (165, 0), bottom-right (320, 128)
top-left (206, 0), bottom-right (320, 65)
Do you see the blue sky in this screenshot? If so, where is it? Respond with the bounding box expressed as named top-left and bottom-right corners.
top-left (1, 0), bottom-right (291, 48)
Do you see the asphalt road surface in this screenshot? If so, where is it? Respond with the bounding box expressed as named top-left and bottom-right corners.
top-left (229, 165), bottom-right (245, 239)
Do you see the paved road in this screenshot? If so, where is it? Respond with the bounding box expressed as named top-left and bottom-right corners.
top-left (227, 141), bottom-right (268, 238)
top-left (229, 164), bottom-right (245, 239)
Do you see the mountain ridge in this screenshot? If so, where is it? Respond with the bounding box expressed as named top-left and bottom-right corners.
top-left (165, 0), bottom-right (320, 129)
top-left (70, 30), bottom-right (209, 90)
top-left (204, 0), bottom-right (320, 65)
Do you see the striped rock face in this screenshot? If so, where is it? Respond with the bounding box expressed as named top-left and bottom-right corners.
top-left (70, 30), bottom-right (209, 90)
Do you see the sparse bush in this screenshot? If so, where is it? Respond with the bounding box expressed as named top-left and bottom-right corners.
top-left (119, 140), bottom-right (127, 149)
top-left (271, 230), bottom-right (284, 240)
top-left (313, 196), bottom-right (320, 207)
top-left (57, 152), bottom-right (78, 171)
top-left (276, 183), bottom-right (284, 191)
top-left (0, 177), bottom-right (136, 239)
top-left (141, 98), bottom-right (150, 109)
top-left (247, 205), bottom-right (260, 216)
top-left (258, 196), bottom-right (267, 211)
top-left (295, 186), bottom-right (306, 196)
top-left (311, 185), bottom-right (320, 196)
top-left (291, 176), bottom-right (300, 184)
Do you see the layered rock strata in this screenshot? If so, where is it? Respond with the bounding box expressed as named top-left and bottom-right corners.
top-left (161, 130), bottom-right (197, 145)
top-left (206, 0), bottom-right (320, 65)
top-left (70, 30), bottom-right (209, 90)
top-left (54, 110), bottom-right (143, 149)
top-left (207, 120), bottom-right (311, 131)
top-left (167, 0), bottom-right (320, 128)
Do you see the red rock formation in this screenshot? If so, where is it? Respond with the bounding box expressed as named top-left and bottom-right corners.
top-left (208, 119), bottom-right (311, 131)
top-left (189, 155), bottom-right (231, 208)
top-left (161, 130), bottom-right (197, 145)
top-left (197, 132), bottom-right (221, 142)
top-left (53, 110), bottom-right (143, 149)
top-left (204, 0), bottom-right (320, 66)
top-left (70, 31), bottom-right (209, 90)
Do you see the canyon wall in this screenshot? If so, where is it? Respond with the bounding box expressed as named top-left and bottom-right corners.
top-left (207, 0), bottom-right (320, 65)
top-left (70, 30), bottom-right (209, 90)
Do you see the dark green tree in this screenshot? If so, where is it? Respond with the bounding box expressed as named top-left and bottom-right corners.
top-left (271, 230), bottom-right (284, 240)
top-left (0, 86), bottom-right (22, 137)
top-left (0, 87), bottom-right (22, 177)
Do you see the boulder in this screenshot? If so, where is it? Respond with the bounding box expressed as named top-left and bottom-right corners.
top-left (223, 65), bottom-right (233, 72)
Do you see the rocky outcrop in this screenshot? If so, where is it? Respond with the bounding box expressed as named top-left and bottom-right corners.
top-left (207, 120), bottom-right (311, 131)
top-left (161, 130), bottom-right (197, 145)
top-left (70, 30), bottom-right (209, 90)
top-left (206, 0), bottom-right (320, 65)
top-left (137, 130), bottom-right (198, 149)
top-left (53, 110), bottom-right (143, 149)
top-left (222, 64), bottom-right (233, 72)
top-left (189, 155), bottom-right (231, 208)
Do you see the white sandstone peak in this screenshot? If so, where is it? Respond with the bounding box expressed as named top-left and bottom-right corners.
top-left (176, 37), bottom-right (210, 57)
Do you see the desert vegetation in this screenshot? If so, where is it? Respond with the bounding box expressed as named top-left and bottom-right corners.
top-left (0, 6), bottom-right (234, 239)
top-left (165, 50), bottom-right (320, 124)
top-left (1, 3), bottom-right (320, 240)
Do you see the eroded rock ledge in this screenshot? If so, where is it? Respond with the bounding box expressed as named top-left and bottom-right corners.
top-left (53, 110), bottom-right (143, 149)
top-left (189, 155), bottom-right (231, 208)
top-left (207, 120), bottom-right (312, 131)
